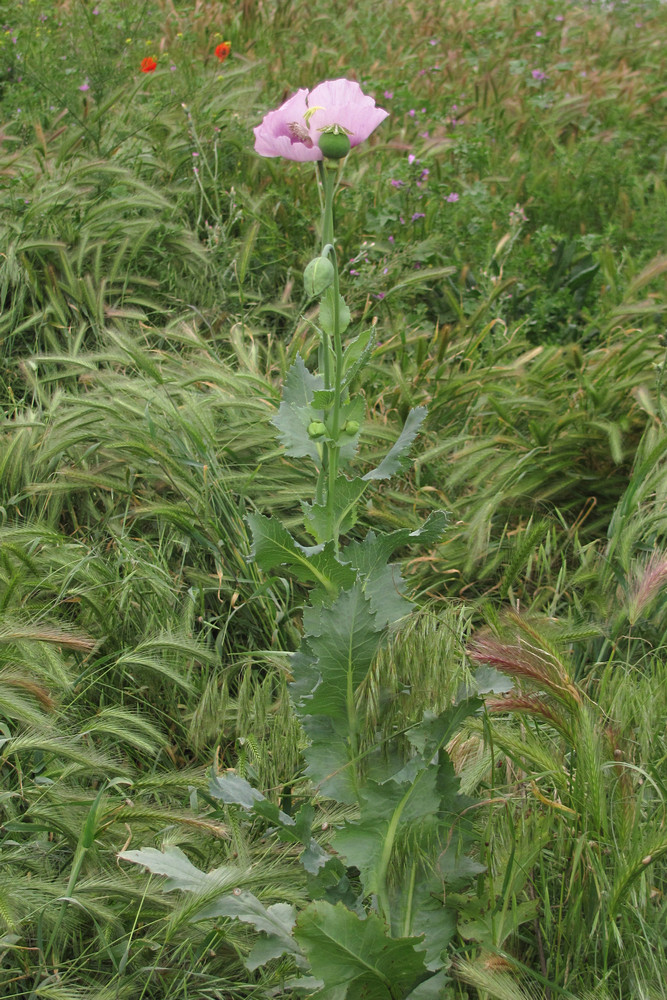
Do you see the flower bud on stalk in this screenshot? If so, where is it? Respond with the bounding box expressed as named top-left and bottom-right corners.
top-left (304, 255), bottom-right (335, 297)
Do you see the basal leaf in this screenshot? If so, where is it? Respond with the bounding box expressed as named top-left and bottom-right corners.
top-left (208, 773), bottom-right (330, 872)
top-left (405, 970), bottom-right (452, 999)
top-left (362, 406), bottom-right (427, 481)
top-left (198, 891), bottom-right (302, 968)
top-left (294, 901), bottom-right (429, 999)
top-left (118, 846), bottom-right (212, 891)
top-left (300, 714), bottom-right (359, 804)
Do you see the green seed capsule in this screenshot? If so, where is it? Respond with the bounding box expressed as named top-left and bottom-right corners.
top-left (318, 130), bottom-right (351, 160)
top-left (307, 420), bottom-right (327, 439)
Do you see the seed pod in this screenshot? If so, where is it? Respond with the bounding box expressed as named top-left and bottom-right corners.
top-left (304, 255), bottom-right (335, 298)
top-left (319, 130), bottom-right (351, 160)
top-left (307, 420), bottom-right (327, 439)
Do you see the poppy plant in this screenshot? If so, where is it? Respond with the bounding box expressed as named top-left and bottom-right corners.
top-left (215, 41), bottom-right (231, 62)
top-left (253, 78), bottom-right (388, 161)
top-left (140, 57), bottom-right (157, 73)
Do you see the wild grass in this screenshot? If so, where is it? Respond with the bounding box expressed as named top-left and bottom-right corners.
top-left (1, 0), bottom-right (666, 995)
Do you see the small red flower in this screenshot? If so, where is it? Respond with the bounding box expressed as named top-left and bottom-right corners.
top-left (140, 57), bottom-right (157, 73)
top-left (215, 41), bottom-right (231, 62)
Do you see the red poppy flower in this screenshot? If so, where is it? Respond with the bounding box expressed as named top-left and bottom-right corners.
top-left (215, 41), bottom-right (231, 62)
top-left (140, 57), bottom-right (157, 73)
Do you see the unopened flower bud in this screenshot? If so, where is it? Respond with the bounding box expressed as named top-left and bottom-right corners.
top-left (304, 255), bottom-right (335, 297)
top-left (307, 420), bottom-right (327, 439)
top-left (318, 127), bottom-right (351, 160)
top-left (343, 420), bottom-right (360, 435)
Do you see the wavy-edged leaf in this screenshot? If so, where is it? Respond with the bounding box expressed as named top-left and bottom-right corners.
top-left (248, 512), bottom-right (356, 599)
top-left (362, 406), bottom-right (427, 481)
top-left (271, 355), bottom-right (324, 462)
top-left (294, 901), bottom-right (430, 999)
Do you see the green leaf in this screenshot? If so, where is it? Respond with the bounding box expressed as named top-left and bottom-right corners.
top-left (208, 773), bottom-right (330, 873)
top-left (294, 582), bottom-right (385, 721)
top-left (272, 355), bottom-right (324, 462)
top-left (362, 407), bottom-right (427, 481)
top-left (248, 513), bottom-right (356, 599)
top-left (320, 288), bottom-right (351, 337)
top-left (343, 512), bottom-right (448, 627)
top-left (208, 770), bottom-right (271, 812)
top-left (337, 395), bottom-right (366, 464)
top-left (333, 703), bottom-right (481, 898)
top-left (300, 714), bottom-right (359, 804)
top-left (405, 970), bottom-right (452, 999)
top-left (301, 477), bottom-right (368, 544)
top-left (197, 891), bottom-right (303, 969)
top-left (294, 901), bottom-right (430, 999)
top-left (342, 327), bottom-right (374, 384)
top-left (118, 846), bottom-right (213, 891)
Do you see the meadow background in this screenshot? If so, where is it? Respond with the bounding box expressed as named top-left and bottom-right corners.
top-left (1, 0), bottom-right (667, 996)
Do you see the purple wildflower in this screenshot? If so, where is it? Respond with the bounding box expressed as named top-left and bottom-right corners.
top-left (532, 69), bottom-right (547, 81)
top-left (79, 81), bottom-right (90, 92)
top-left (253, 79), bottom-right (389, 161)
top-left (446, 192), bottom-right (459, 203)
top-left (411, 212), bottom-right (425, 221)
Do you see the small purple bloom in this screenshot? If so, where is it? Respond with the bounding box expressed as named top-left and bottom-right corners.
top-left (429, 38), bottom-right (437, 45)
top-left (535, 30), bottom-right (543, 36)
top-left (390, 179), bottom-right (405, 188)
top-left (79, 81), bottom-right (90, 92)
top-left (408, 153), bottom-right (417, 165)
top-left (92, 6), bottom-right (99, 12)
top-left (446, 192), bottom-right (459, 203)
top-left (384, 90), bottom-right (393, 99)
top-left (411, 212), bottom-right (425, 221)
top-left (408, 109), bottom-right (416, 117)
top-left (555, 14), bottom-right (564, 21)
top-left (419, 130), bottom-right (430, 138)
top-left (375, 292), bottom-right (385, 300)
top-left (532, 69), bottom-right (547, 81)
top-left (420, 168), bottom-right (429, 179)
top-left (388, 235), bottom-right (395, 244)
top-left (253, 79), bottom-right (389, 161)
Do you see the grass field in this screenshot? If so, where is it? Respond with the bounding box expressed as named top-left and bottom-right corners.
top-left (1, 0), bottom-right (667, 997)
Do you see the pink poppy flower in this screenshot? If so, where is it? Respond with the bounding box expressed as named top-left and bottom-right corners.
top-left (253, 78), bottom-right (388, 161)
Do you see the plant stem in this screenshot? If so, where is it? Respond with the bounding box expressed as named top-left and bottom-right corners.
top-left (318, 162), bottom-right (345, 551)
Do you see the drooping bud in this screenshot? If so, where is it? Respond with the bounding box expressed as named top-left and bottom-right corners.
top-left (318, 124), bottom-right (352, 160)
top-left (304, 255), bottom-right (335, 298)
top-left (307, 420), bottom-right (327, 439)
